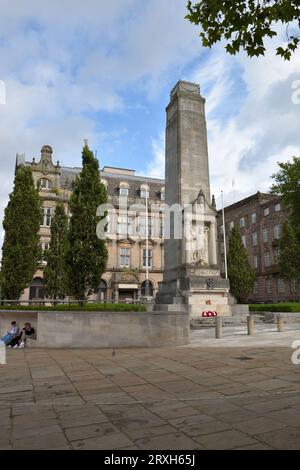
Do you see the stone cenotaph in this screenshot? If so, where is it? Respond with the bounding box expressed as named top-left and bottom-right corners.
top-left (155, 81), bottom-right (232, 318)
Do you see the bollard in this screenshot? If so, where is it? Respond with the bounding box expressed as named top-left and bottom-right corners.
top-left (277, 315), bottom-right (284, 332)
top-left (247, 315), bottom-right (255, 336)
top-left (215, 317), bottom-right (223, 339)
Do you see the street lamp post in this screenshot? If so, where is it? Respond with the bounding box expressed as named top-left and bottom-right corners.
top-left (221, 190), bottom-right (228, 279)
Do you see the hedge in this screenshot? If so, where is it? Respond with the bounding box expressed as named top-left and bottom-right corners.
top-left (250, 303), bottom-right (300, 313)
top-left (0, 303), bottom-right (147, 312)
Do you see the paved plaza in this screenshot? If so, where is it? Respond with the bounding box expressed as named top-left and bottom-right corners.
top-left (1, 329), bottom-right (300, 450)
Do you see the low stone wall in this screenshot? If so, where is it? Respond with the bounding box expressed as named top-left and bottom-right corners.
top-left (0, 310), bottom-right (189, 348)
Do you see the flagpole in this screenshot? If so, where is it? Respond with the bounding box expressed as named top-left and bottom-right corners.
top-left (145, 182), bottom-right (149, 297)
top-left (221, 190), bottom-right (228, 279)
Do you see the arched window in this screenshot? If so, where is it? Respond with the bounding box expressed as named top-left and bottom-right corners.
top-left (38, 178), bottom-right (53, 190)
top-left (141, 280), bottom-right (153, 297)
top-left (29, 278), bottom-right (45, 302)
top-left (98, 280), bottom-right (107, 301)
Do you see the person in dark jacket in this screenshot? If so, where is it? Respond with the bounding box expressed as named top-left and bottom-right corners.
top-left (8, 323), bottom-right (35, 348)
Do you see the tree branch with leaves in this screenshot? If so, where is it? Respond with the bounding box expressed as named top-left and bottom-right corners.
top-left (186, 0), bottom-right (300, 60)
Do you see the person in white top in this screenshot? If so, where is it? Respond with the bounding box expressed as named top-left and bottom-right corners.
top-left (1, 321), bottom-right (20, 345)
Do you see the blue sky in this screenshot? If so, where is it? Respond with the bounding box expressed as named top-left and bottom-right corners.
top-left (0, 0), bottom-right (299, 250)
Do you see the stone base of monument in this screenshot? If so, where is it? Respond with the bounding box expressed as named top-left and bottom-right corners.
top-left (155, 268), bottom-right (232, 319)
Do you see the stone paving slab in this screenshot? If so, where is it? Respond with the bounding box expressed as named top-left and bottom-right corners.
top-left (0, 339), bottom-right (300, 450)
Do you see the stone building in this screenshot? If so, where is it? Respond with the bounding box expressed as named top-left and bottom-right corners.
top-left (16, 145), bottom-right (165, 303)
top-left (217, 192), bottom-right (299, 303)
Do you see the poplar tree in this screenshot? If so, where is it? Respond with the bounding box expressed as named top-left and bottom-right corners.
top-left (44, 202), bottom-right (69, 301)
top-left (67, 143), bottom-right (108, 302)
top-left (1, 166), bottom-right (41, 300)
top-left (278, 221), bottom-right (300, 292)
top-left (227, 225), bottom-right (255, 303)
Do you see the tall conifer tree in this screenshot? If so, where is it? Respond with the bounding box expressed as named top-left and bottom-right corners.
top-left (227, 225), bottom-right (255, 303)
top-left (1, 166), bottom-right (41, 299)
top-left (67, 143), bottom-right (108, 301)
top-left (44, 202), bottom-right (69, 301)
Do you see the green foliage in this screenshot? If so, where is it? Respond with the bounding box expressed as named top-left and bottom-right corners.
top-left (0, 303), bottom-right (146, 312)
top-left (67, 143), bottom-right (108, 301)
top-left (44, 202), bottom-right (69, 300)
top-left (227, 225), bottom-right (256, 303)
top-left (1, 166), bottom-right (41, 299)
top-left (250, 302), bottom-right (300, 312)
top-left (278, 220), bottom-right (300, 285)
top-left (271, 156), bottom-right (300, 235)
top-left (186, 0), bottom-right (300, 60)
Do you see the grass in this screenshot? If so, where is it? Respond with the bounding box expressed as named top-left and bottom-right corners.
top-left (0, 303), bottom-right (147, 312)
top-left (250, 302), bottom-right (300, 313)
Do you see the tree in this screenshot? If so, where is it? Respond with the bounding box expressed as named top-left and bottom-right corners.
top-left (1, 166), bottom-right (41, 300)
top-left (186, 1), bottom-right (300, 60)
top-left (271, 156), bottom-right (300, 235)
top-left (67, 143), bottom-right (108, 302)
top-left (278, 220), bottom-right (300, 294)
top-left (227, 225), bottom-right (256, 303)
top-left (43, 202), bottom-right (69, 301)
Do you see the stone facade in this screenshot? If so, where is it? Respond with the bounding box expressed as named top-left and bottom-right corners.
top-left (16, 146), bottom-right (165, 303)
top-left (217, 192), bottom-right (299, 303)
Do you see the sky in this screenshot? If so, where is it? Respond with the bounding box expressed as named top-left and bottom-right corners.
top-left (0, 0), bottom-right (299, 252)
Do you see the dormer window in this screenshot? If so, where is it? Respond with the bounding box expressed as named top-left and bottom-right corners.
top-left (140, 184), bottom-right (149, 199)
top-left (159, 187), bottom-right (165, 201)
top-left (119, 181), bottom-right (129, 197)
top-left (38, 178), bottom-right (53, 190)
top-left (100, 178), bottom-right (108, 189)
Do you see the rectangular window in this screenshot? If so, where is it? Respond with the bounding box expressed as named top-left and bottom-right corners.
top-left (140, 190), bottom-right (149, 199)
top-left (117, 215), bottom-right (134, 236)
top-left (277, 278), bottom-right (285, 293)
top-left (253, 281), bottom-right (259, 294)
top-left (266, 279), bottom-right (272, 294)
top-left (220, 225), bottom-right (224, 235)
top-left (39, 242), bottom-right (50, 265)
top-left (291, 279), bottom-right (298, 293)
top-left (138, 216), bottom-right (153, 237)
top-left (142, 249), bottom-right (152, 268)
top-left (117, 215), bottom-right (127, 236)
top-left (241, 235), bottom-right (246, 247)
top-left (263, 227), bottom-right (269, 243)
top-left (263, 207), bottom-right (270, 216)
top-left (254, 255), bottom-right (259, 269)
top-left (220, 242), bottom-right (224, 254)
top-left (160, 218), bottom-right (165, 238)
top-left (274, 247), bottom-right (280, 263)
top-left (251, 213), bottom-right (257, 224)
top-left (264, 252), bottom-right (271, 267)
top-left (119, 187), bottom-right (129, 197)
top-left (252, 232), bottom-right (258, 246)
top-left (119, 247), bottom-right (130, 267)
top-left (229, 221), bottom-right (234, 231)
top-left (275, 203), bottom-right (281, 212)
top-left (274, 224), bottom-right (280, 240)
top-left (41, 208), bottom-right (52, 227)
top-left (240, 217), bottom-right (245, 228)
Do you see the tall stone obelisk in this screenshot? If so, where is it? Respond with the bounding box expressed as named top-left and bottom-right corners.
top-left (155, 81), bottom-right (232, 317)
